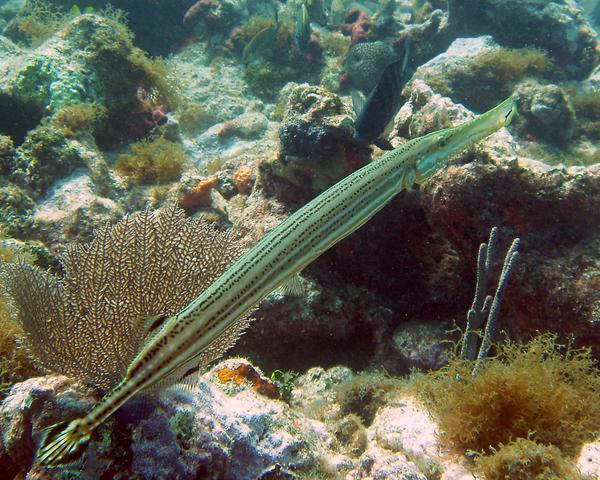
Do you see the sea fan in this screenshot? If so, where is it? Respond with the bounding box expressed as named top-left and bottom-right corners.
top-left (0, 205), bottom-right (244, 390)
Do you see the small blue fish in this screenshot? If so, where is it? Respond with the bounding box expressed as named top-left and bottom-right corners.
top-left (352, 38), bottom-right (411, 150)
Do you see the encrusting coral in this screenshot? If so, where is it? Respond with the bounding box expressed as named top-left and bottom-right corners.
top-left (0, 205), bottom-right (245, 390)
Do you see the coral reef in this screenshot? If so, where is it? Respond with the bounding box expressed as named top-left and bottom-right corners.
top-left (115, 137), bottom-right (188, 185)
top-left (416, 335), bottom-right (600, 457)
top-left (1, 11), bottom-right (180, 148)
top-left (448, 0), bottom-right (599, 79)
top-left (413, 36), bottom-right (553, 111)
top-left (238, 19), bottom-right (323, 99)
top-left (513, 80), bottom-right (576, 145)
top-left (0, 361), bottom-right (342, 479)
top-left (0, 0), bottom-right (600, 476)
top-left (10, 125), bottom-right (83, 197)
top-left (264, 84), bottom-right (368, 202)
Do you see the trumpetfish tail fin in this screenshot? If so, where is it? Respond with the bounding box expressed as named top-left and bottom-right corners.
top-left (37, 418), bottom-right (91, 467)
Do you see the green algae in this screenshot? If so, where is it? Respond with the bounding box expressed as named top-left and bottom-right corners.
top-left (13, 125), bottom-right (83, 196)
top-left (51, 102), bottom-right (107, 139)
top-left (4, 0), bottom-right (65, 46)
top-left (177, 102), bottom-right (217, 136)
top-left (0, 184), bottom-right (35, 238)
top-left (115, 137), bottom-right (187, 185)
top-left (169, 409), bottom-right (197, 440)
top-left (475, 438), bottom-right (581, 480)
top-left (414, 334), bottom-right (600, 458)
top-left (333, 371), bottom-right (403, 426)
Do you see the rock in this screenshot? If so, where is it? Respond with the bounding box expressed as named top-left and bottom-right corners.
top-left (585, 63), bottom-right (600, 93)
top-left (173, 43), bottom-right (259, 126)
top-left (448, 0), bottom-right (599, 79)
top-left (424, 158), bottom-right (600, 354)
top-left (0, 0), bottom-right (23, 31)
top-left (0, 183), bottom-right (34, 238)
top-left (346, 393), bottom-right (474, 479)
top-left (513, 80), bottom-right (576, 144)
top-left (0, 359), bottom-right (344, 479)
top-left (0, 13), bottom-right (180, 147)
top-left (412, 36), bottom-right (497, 109)
top-left (33, 169), bottom-right (122, 250)
top-left (349, 395), bottom-right (475, 480)
top-left (378, 320), bottom-right (450, 374)
top-left (184, 0), bottom-right (249, 36)
top-left (411, 35), bottom-right (557, 112)
top-left (396, 79), bottom-right (474, 139)
top-left (578, 441), bottom-right (600, 479)
top-left (11, 125), bottom-right (84, 197)
top-left (263, 84), bottom-right (368, 203)
top-left (290, 366), bottom-right (354, 421)
top-left (183, 111), bottom-right (272, 165)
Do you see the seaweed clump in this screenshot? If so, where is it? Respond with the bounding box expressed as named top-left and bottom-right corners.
top-left (51, 102), bottom-right (107, 139)
top-left (569, 90), bottom-right (600, 141)
top-left (415, 334), bottom-right (600, 458)
top-left (115, 137), bottom-right (187, 185)
top-left (0, 238), bottom-right (41, 398)
top-left (475, 438), bottom-right (580, 480)
top-left (334, 371), bottom-right (403, 426)
top-left (471, 47), bottom-right (553, 84)
top-left (230, 17), bottom-right (322, 99)
top-left (4, 0), bottom-right (65, 46)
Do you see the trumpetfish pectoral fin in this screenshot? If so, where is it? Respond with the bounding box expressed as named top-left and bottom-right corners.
top-left (280, 273), bottom-right (305, 297)
top-left (137, 308), bottom-right (257, 394)
top-left (37, 419), bottom-right (91, 467)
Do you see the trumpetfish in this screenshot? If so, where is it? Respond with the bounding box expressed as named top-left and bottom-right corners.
top-left (37, 96), bottom-right (516, 467)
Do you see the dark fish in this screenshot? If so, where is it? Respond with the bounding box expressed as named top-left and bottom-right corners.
top-left (352, 38), bottom-right (411, 150)
top-left (295, 2), bottom-right (311, 51)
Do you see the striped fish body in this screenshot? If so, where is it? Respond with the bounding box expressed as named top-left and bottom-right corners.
top-left (295, 3), bottom-right (311, 51)
top-left (36, 96), bottom-right (516, 467)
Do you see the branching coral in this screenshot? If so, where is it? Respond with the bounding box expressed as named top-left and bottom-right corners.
top-left (0, 205), bottom-right (245, 390)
